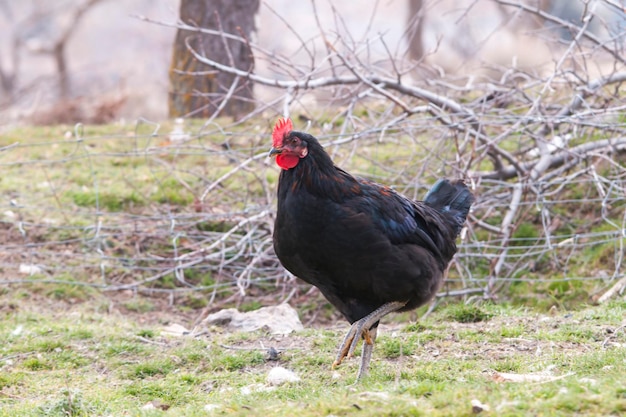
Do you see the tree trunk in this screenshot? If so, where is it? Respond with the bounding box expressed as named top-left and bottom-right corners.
top-left (406, 0), bottom-right (424, 61)
top-left (169, 0), bottom-right (259, 119)
top-left (54, 43), bottom-right (69, 99)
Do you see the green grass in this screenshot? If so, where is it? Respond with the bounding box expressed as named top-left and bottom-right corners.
top-left (1, 296), bottom-right (625, 416)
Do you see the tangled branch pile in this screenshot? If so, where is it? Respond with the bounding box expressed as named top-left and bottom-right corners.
top-left (2, 2), bottom-right (625, 309)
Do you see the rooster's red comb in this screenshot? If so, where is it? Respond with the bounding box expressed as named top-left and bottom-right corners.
top-left (272, 117), bottom-right (293, 147)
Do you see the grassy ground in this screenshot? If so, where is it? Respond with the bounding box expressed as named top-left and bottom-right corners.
top-left (1, 290), bottom-right (625, 416)
top-left (1, 122), bottom-right (625, 415)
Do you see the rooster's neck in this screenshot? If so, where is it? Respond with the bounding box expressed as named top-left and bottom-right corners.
top-left (278, 150), bottom-right (360, 203)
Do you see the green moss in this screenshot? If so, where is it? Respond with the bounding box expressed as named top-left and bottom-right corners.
top-left (181, 268), bottom-right (214, 286)
top-left (512, 222), bottom-right (539, 242)
top-left (121, 299), bottom-right (155, 313)
top-left (137, 329), bottom-right (155, 338)
top-left (196, 220), bottom-right (235, 232)
top-left (44, 283), bottom-right (94, 302)
top-left (131, 360), bottom-right (176, 379)
top-left (69, 329), bottom-right (94, 340)
top-left (181, 294), bottom-right (209, 309)
top-left (68, 190), bottom-right (145, 211)
top-left (104, 340), bottom-right (148, 357)
top-left (34, 339), bottom-right (66, 353)
top-left (0, 372), bottom-right (25, 389)
top-left (239, 300), bottom-right (263, 312)
top-left (216, 352), bottom-right (265, 371)
top-left (22, 357), bottom-right (52, 371)
top-left (499, 323), bottom-right (526, 338)
top-left (122, 379), bottom-right (194, 405)
top-left (403, 323), bottom-right (429, 333)
top-left (152, 178), bottom-right (194, 205)
top-left (444, 304), bottom-right (493, 323)
top-left (379, 336), bottom-right (416, 358)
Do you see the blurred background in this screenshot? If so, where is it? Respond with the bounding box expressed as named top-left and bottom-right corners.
top-left (1, 0), bottom-right (624, 123)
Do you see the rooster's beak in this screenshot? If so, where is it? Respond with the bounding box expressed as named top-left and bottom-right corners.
top-left (269, 147), bottom-right (282, 157)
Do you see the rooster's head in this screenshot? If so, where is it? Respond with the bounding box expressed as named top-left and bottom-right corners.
top-left (269, 117), bottom-right (309, 170)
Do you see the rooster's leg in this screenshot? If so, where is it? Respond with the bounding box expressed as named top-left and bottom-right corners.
top-left (332, 300), bottom-right (407, 378)
top-left (356, 326), bottom-right (378, 380)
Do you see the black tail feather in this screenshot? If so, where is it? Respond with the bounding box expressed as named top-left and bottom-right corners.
top-left (424, 179), bottom-right (474, 235)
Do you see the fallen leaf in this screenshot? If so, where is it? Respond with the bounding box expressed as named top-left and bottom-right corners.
top-left (357, 391), bottom-right (391, 400)
top-left (161, 323), bottom-right (190, 337)
top-left (493, 370), bottom-right (573, 383)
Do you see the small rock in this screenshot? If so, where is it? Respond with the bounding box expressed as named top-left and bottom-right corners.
top-left (202, 304), bottom-right (303, 334)
top-left (19, 264), bottom-right (43, 275)
top-left (267, 366), bottom-right (300, 385)
top-left (471, 399), bottom-right (490, 413)
top-left (241, 383), bottom-right (275, 395)
top-left (141, 400), bottom-right (170, 410)
top-left (204, 404), bottom-right (221, 412)
top-left (267, 346), bottom-right (280, 361)
top-left (579, 377), bottom-right (597, 386)
top-left (11, 325), bottom-right (23, 337)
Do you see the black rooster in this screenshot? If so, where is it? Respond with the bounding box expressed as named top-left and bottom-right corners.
top-left (270, 118), bottom-right (473, 380)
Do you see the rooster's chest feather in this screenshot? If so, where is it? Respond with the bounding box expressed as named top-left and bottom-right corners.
top-left (276, 188), bottom-right (334, 239)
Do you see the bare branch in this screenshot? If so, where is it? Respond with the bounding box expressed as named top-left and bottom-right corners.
top-left (475, 137), bottom-right (626, 180)
top-left (494, 0), bottom-right (626, 65)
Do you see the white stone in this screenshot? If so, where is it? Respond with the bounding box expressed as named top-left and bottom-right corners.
top-left (267, 366), bottom-right (300, 385)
